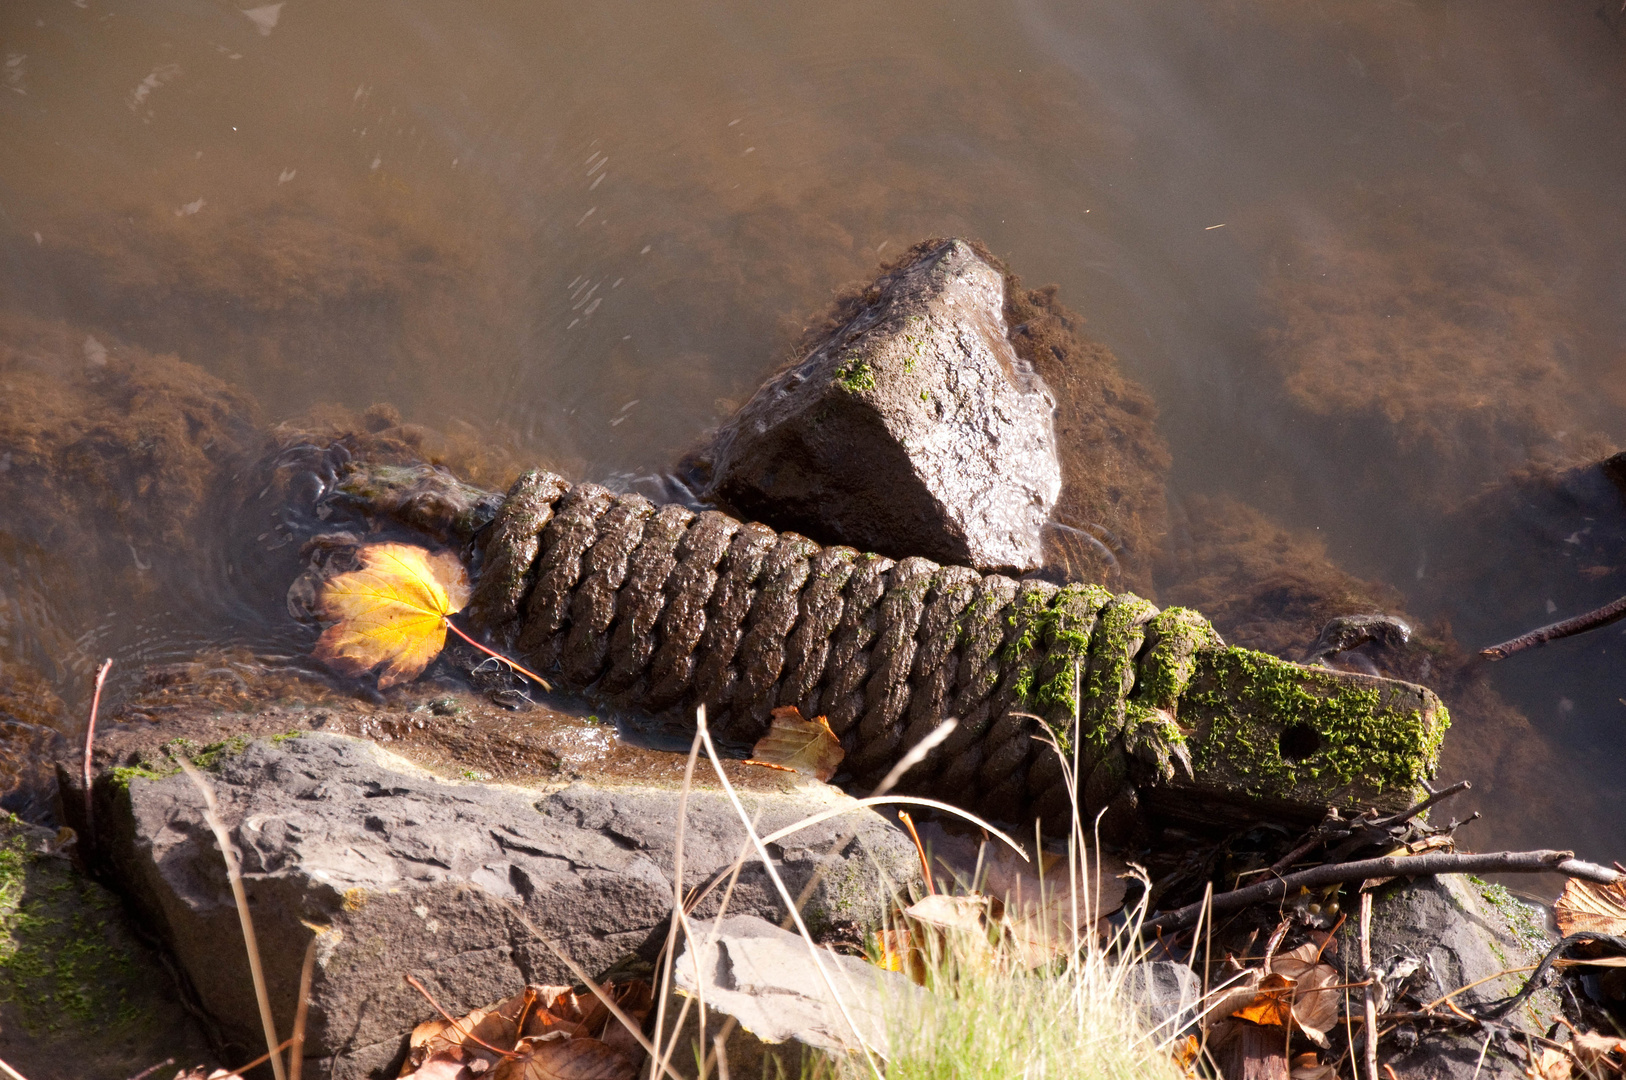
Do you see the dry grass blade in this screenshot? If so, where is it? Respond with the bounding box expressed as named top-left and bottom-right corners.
top-left (693, 710), bottom-right (886, 1080)
top-left (0, 1056), bottom-right (30, 1080)
top-left (755, 794), bottom-right (1027, 859)
top-left (125, 1059), bottom-right (175, 1080)
top-left (1360, 892), bottom-right (1378, 1080)
top-left (289, 932), bottom-right (321, 1080)
top-left (650, 727), bottom-right (704, 1080)
top-left (177, 754), bottom-right (288, 1080)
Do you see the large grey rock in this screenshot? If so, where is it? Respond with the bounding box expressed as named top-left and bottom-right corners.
top-left (100, 732), bottom-right (921, 1080)
top-left (673, 914), bottom-right (921, 1056)
top-left (1336, 874), bottom-right (1558, 1080)
top-left (703, 238), bottom-right (1062, 574)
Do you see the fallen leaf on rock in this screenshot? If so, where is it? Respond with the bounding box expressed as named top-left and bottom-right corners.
top-left (1527, 1046), bottom-right (1573, 1080)
top-left (314, 542), bottom-right (471, 688)
top-left (744, 706), bottom-right (844, 781)
top-left (1227, 943), bottom-right (1341, 1048)
top-left (1555, 877), bottom-right (1626, 937)
top-left (1570, 1031), bottom-right (1626, 1072)
top-left (399, 980), bottom-right (651, 1080)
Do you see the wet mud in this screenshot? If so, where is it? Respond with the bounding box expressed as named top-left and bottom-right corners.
top-left (84, 651), bottom-right (792, 798)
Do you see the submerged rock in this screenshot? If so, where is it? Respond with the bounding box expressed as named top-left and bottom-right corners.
top-left (702, 238), bottom-right (1062, 575)
top-left (95, 731), bottom-right (920, 1080)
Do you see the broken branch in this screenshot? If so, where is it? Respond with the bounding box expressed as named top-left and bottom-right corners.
top-left (1146, 849), bottom-right (1591, 932)
top-left (1480, 593), bottom-right (1626, 660)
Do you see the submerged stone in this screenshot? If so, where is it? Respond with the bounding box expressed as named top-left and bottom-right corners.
top-left (702, 238), bottom-right (1062, 574)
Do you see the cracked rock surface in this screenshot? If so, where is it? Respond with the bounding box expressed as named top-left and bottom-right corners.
top-left (101, 732), bottom-right (920, 1080)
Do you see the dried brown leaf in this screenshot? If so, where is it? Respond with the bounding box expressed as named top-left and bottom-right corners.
top-left (1269, 943), bottom-right (1342, 1047)
top-left (399, 1054), bottom-right (477, 1080)
top-left (1570, 1031), bottom-right (1626, 1071)
top-left (744, 706), bottom-right (844, 781)
top-left (1555, 878), bottom-right (1626, 937)
top-left (492, 1038), bottom-right (638, 1080)
top-left (1527, 1046), bottom-right (1573, 1080)
top-left (980, 846), bottom-right (1128, 967)
top-left (1232, 972), bottom-right (1296, 1029)
top-left (905, 893), bottom-right (998, 936)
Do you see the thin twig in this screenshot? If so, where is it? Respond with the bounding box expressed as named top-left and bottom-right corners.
top-left (81, 657), bottom-right (112, 844)
top-left (1145, 848), bottom-right (1581, 932)
top-left (177, 755), bottom-right (288, 1080)
top-left (124, 1059), bottom-right (174, 1080)
top-left (1421, 965), bottom-right (1538, 1011)
top-left (1360, 892), bottom-right (1379, 1080)
top-left (444, 618), bottom-right (551, 690)
top-left (1372, 780), bottom-right (1472, 828)
top-left (229, 1037), bottom-right (297, 1077)
top-left (402, 974), bottom-right (518, 1059)
top-left (1480, 593), bottom-right (1626, 660)
top-left (0, 1057), bottom-right (28, 1080)
top-left (290, 933), bottom-right (320, 1080)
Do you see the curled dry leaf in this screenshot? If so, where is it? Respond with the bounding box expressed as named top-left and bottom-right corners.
top-left (1291, 1052), bottom-right (1337, 1080)
top-left (744, 706), bottom-right (845, 782)
top-left (1527, 1046), bottom-right (1573, 1080)
top-left (399, 981), bottom-right (651, 1080)
top-left (979, 845), bottom-right (1128, 967)
top-left (1555, 877), bottom-right (1626, 937)
top-left (1228, 942), bottom-right (1341, 1048)
top-left (1570, 1031), bottom-right (1626, 1073)
top-left (313, 542), bottom-right (471, 688)
top-left (492, 1038), bottom-right (635, 1080)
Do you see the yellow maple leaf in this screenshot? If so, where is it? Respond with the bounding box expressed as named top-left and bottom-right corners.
top-left (313, 543), bottom-right (471, 688)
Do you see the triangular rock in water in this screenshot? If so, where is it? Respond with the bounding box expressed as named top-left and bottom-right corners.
top-left (703, 238), bottom-right (1062, 574)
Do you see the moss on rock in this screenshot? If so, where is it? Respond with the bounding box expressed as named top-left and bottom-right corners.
top-left (0, 816), bottom-right (208, 1076)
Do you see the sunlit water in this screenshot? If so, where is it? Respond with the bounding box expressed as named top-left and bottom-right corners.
top-left (3, 0), bottom-right (1625, 859)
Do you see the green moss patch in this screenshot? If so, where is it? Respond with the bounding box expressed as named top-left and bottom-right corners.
top-left (0, 818), bottom-right (148, 1038)
top-left (1187, 646), bottom-right (1448, 797)
top-left (107, 731), bottom-right (281, 789)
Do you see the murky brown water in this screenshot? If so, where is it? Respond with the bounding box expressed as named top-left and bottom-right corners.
top-left (3, 0), bottom-right (1625, 860)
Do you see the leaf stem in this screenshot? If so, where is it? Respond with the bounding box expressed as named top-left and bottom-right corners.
top-left (443, 619), bottom-right (552, 691)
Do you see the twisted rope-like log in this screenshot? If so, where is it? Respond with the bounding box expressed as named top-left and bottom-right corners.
top-left (464, 470), bottom-right (1221, 837)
